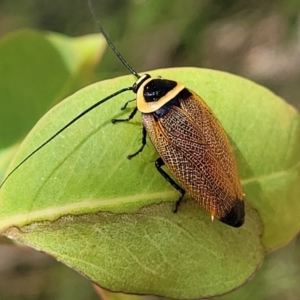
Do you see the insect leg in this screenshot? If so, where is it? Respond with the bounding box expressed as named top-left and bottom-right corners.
top-left (120, 99), bottom-right (135, 110)
top-left (155, 157), bottom-right (186, 212)
top-left (127, 126), bottom-right (147, 159)
top-left (111, 106), bottom-right (138, 123)
top-left (112, 106), bottom-right (147, 159)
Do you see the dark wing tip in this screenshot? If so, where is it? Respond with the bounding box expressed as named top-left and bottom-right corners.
top-left (220, 200), bottom-right (245, 228)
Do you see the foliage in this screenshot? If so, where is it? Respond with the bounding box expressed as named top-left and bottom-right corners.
top-left (0, 29), bottom-right (299, 299)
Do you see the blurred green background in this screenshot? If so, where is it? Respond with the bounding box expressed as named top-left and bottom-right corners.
top-left (0, 0), bottom-right (299, 299)
top-left (1, 0), bottom-right (299, 108)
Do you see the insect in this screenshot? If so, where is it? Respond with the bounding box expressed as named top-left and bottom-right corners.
top-left (0, 0), bottom-right (245, 227)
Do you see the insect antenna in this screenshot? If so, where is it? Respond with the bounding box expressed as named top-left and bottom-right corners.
top-left (0, 86), bottom-right (132, 189)
top-left (88, 0), bottom-right (140, 79)
top-left (0, 1), bottom-right (141, 189)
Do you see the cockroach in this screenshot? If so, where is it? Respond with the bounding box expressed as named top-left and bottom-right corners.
top-left (0, 0), bottom-right (245, 227)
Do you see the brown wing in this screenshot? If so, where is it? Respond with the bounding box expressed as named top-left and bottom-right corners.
top-left (142, 90), bottom-right (243, 222)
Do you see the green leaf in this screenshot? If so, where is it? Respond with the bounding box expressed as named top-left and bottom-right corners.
top-left (0, 29), bottom-right (105, 150)
top-left (0, 145), bottom-right (19, 183)
top-left (5, 203), bottom-right (263, 299)
top-left (95, 288), bottom-right (146, 300)
top-left (0, 67), bottom-right (299, 299)
top-left (215, 234), bottom-right (300, 300)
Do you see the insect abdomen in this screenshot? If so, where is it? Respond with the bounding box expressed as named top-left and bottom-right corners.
top-left (142, 88), bottom-right (244, 227)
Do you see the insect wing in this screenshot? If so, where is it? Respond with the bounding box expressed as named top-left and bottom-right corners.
top-left (142, 90), bottom-right (244, 225)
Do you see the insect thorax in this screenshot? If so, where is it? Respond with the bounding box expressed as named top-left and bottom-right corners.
top-left (136, 76), bottom-right (186, 114)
